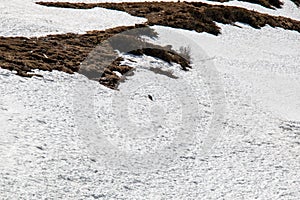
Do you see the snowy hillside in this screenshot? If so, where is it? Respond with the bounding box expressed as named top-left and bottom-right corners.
top-left (0, 0), bottom-right (299, 199)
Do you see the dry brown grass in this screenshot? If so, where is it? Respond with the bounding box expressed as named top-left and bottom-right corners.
top-left (36, 1), bottom-right (300, 36)
top-left (0, 24), bottom-right (190, 89)
top-left (0, 25), bottom-right (135, 77)
top-left (2, 1), bottom-right (300, 89)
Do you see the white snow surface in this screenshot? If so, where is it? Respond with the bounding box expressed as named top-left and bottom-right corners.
top-left (38, 0), bottom-right (300, 20)
top-left (1, 0), bottom-right (299, 38)
top-left (0, 0), bottom-right (146, 37)
top-left (0, 0), bottom-right (300, 199)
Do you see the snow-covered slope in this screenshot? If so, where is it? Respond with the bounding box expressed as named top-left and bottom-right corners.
top-left (0, 0), bottom-right (146, 37)
top-left (0, 0), bottom-right (299, 199)
top-left (37, 0), bottom-right (300, 20)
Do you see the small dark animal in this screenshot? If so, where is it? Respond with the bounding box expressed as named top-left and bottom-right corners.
top-left (148, 95), bottom-right (153, 101)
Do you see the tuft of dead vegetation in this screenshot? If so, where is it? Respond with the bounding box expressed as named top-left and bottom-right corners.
top-left (36, 1), bottom-right (300, 36)
top-left (179, 46), bottom-right (192, 62)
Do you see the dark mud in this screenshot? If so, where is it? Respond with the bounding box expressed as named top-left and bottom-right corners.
top-left (37, 1), bottom-right (300, 35)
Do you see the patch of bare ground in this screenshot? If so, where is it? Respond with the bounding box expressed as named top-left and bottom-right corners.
top-left (0, 25), bottom-right (190, 89)
top-left (37, 1), bottom-right (300, 36)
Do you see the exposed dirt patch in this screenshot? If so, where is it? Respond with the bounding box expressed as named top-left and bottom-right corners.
top-left (0, 25), bottom-right (134, 77)
top-left (129, 48), bottom-right (191, 71)
top-left (0, 24), bottom-right (190, 89)
top-left (37, 1), bottom-right (300, 36)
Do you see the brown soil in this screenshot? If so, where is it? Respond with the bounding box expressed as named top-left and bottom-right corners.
top-left (0, 24), bottom-right (190, 89)
top-left (208, 0), bottom-right (283, 9)
top-left (0, 25), bottom-right (134, 76)
top-left (36, 1), bottom-right (300, 36)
